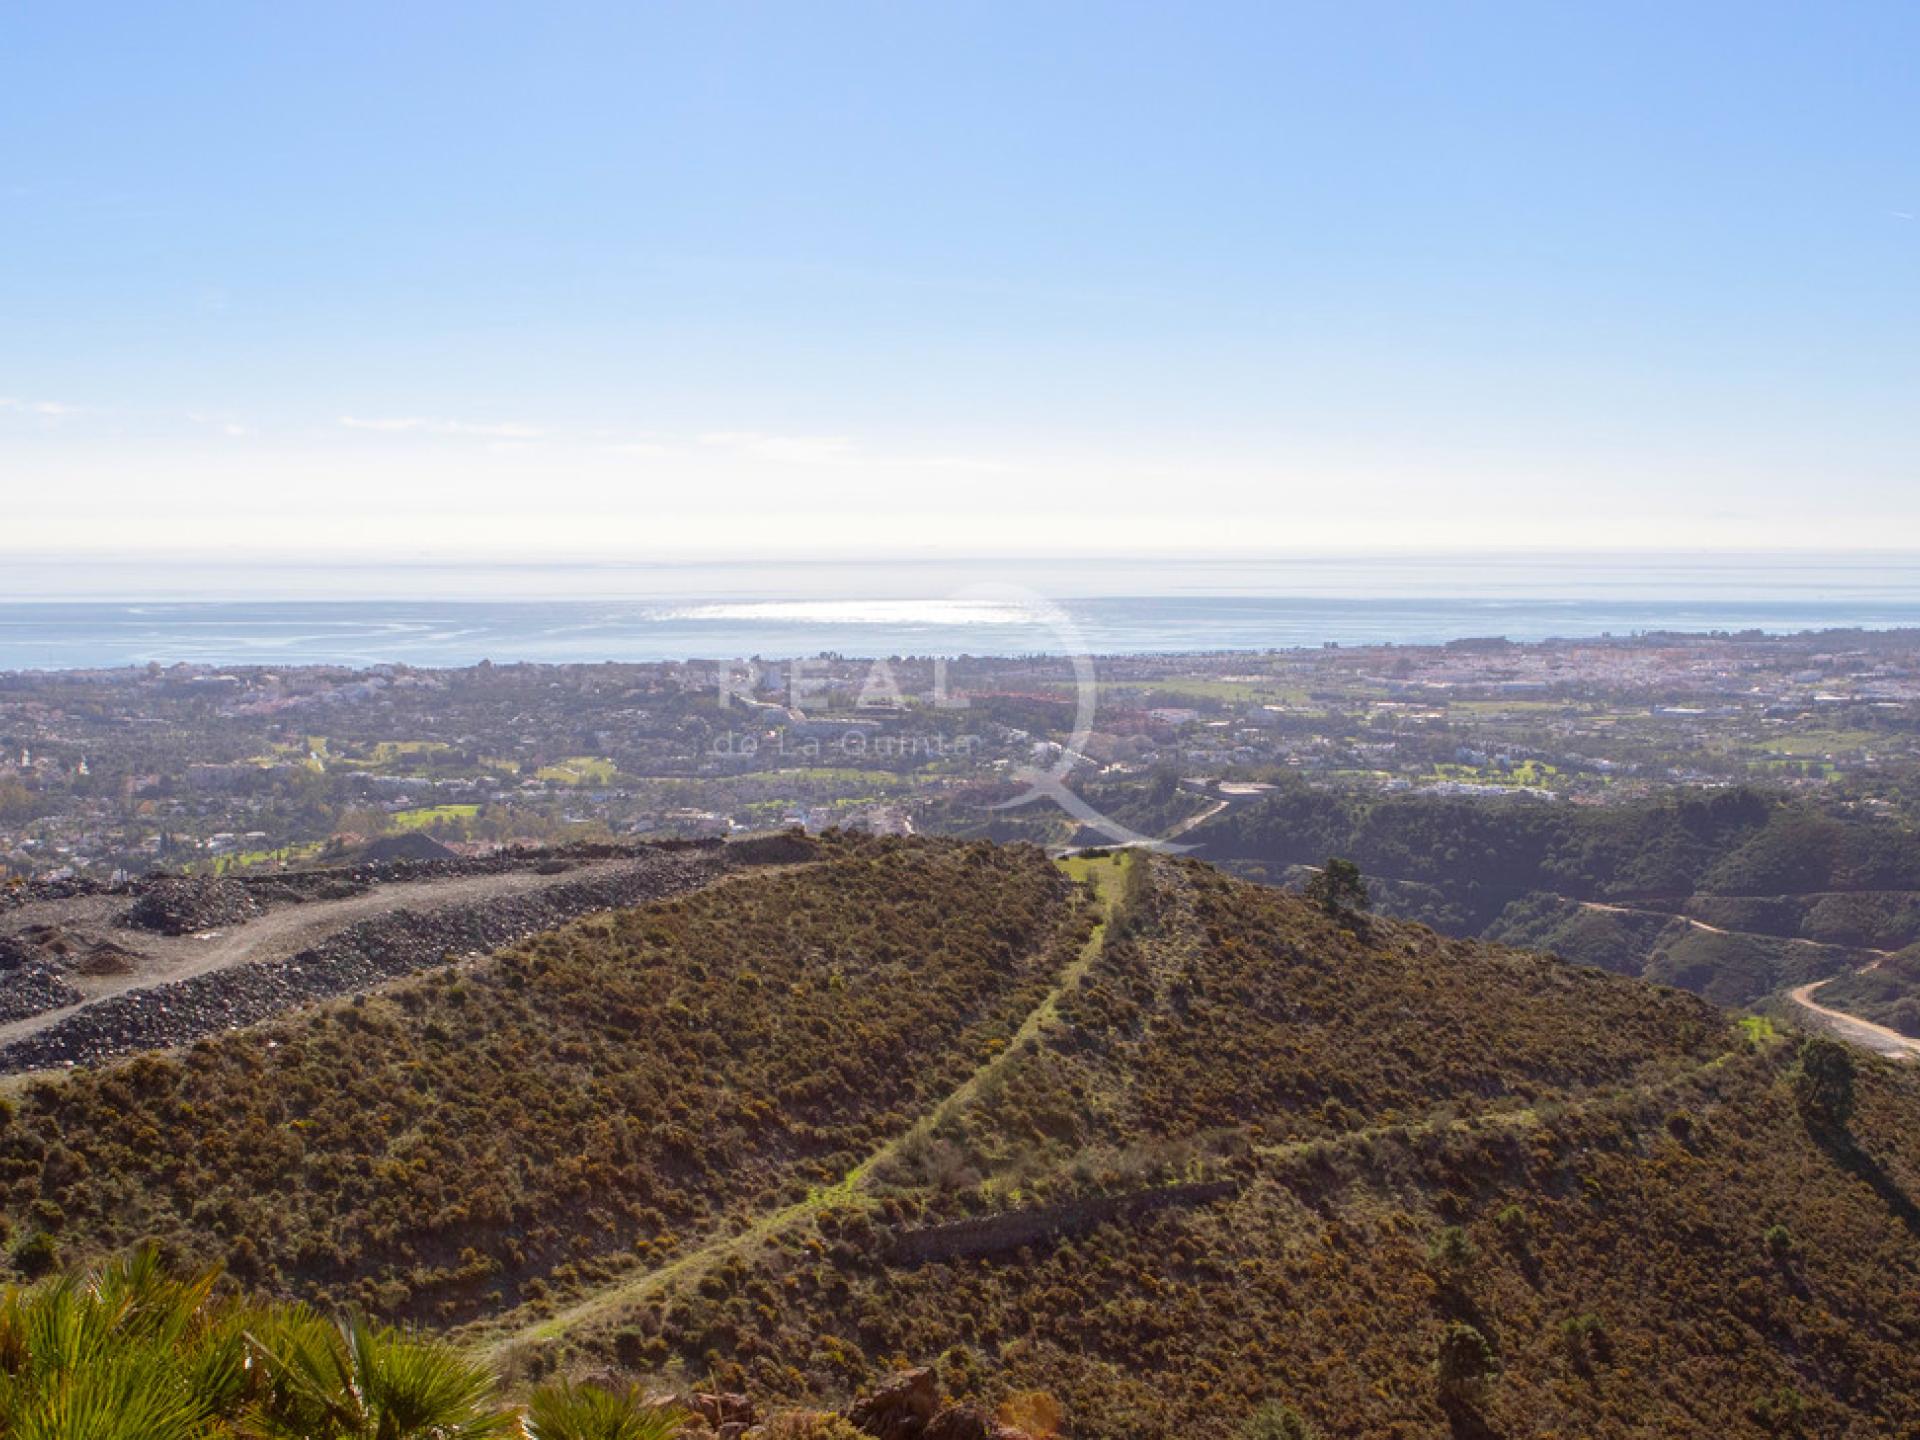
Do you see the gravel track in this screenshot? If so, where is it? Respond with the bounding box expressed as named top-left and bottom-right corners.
top-left (0, 846), bottom-right (744, 1072)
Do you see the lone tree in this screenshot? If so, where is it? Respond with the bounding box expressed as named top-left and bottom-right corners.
top-left (1305, 857), bottom-right (1370, 920)
top-left (1434, 1320), bottom-right (1499, 1401)
top-left (1793, 1036), bottom-right (1856, 1130)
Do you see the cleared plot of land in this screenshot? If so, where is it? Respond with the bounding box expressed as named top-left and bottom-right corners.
top-left (535, 756), bottom-right (620, 785)
top-left (390, 803), bottom-right (481, 829)
top-left (0, 855), bottom-right (691, 1052)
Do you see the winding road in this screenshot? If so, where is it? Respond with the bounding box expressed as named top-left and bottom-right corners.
top-left (1576, 900), bottom-right (1919, 1059)
top-left (1785, 979), bottom-right (1920, 1060)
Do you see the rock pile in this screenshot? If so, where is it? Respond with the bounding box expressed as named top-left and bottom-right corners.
top-left (0, 965), bottom-right (82, 1024)
top-left (124, 876), bottom-right (261, 935)
top-left (357, 832), bottom-right (459, 865)
top-left (230, 839), bottom-right (729, 905)
top-left (664, 1366), bottom-right (1035, 1440)
top-left (5, 831), bottom-right (791, 925)
top-left (0, 932), bottom-right (32, 970)
top-left (0, 925), bottom-right (139, 1024)
top-left (0, 875), bottom-right (108, 915)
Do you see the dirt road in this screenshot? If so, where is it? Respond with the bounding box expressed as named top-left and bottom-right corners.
top-left (1787, 980), bottom-right (1920, 1060)
top-left (1576, 900), bottom-right (1917, 1057)
top-left (0, 857), bottom-right (659, 1050)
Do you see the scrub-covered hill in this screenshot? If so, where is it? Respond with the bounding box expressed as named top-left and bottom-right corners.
top-left (542, 852), bottom-right (1920, 1438)
top-left (1192, 782), bottom-right (1920, 1011)
top-left (6, 837), bottom-right (1920, 1438)
top-left (0, 837), bottom-right (1089, 1325)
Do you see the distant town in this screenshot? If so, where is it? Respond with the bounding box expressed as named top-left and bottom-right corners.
top-left (5, 626), bottom-right (1919, 882)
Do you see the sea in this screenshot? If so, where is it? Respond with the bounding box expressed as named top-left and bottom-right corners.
top-left (1, 552), bottom-right (1917, 671)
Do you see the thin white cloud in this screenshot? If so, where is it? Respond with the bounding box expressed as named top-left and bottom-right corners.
top-left (600, 428), bottom-right (1011, 474)
top-left (332, 414), bottom-right (1007, 475)
top-left (187, 411), bottom-right (249, 438)
top-left (338, 414), bottom-right (542, 439)
top-left (698, 431), bottom-right (858, 464)
top-left (0, 396), bottom-right (79, 419)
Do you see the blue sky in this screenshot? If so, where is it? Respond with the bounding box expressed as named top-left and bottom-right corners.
top-left (2, 2), bottom-right (1916, 556)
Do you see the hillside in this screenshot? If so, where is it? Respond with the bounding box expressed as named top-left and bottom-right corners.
top-left (5, 837), bottom-right (1920, 1436)
top-left (0, 837), bottom-right (1088, 1324)
top-left (533, 851), bottom-right (1920, 1437)
top-left (1191, 782), bottom-right (1920, 1014)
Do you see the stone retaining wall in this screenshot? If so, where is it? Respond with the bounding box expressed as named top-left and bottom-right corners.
top-left (885, 1180), bottom-right (1239, 1264)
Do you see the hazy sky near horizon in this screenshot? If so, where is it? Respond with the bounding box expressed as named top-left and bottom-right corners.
top-left (3, 2), bottom-right (1918, 559)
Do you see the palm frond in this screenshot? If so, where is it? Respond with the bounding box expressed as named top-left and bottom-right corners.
top-left (247, 1306), bottom-right (515, 1440)
top-left (525, 1379), bottom-right (691, 1440)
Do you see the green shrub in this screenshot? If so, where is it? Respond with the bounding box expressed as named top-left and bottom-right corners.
top-left (1240, 1400), bottom-right (1316, 1439)
top-left (1304, 858), bottom-right (1369, 920)
top-left (523, 1379), bottom-right (690, 1440)
top-left (12, 1230), bottom-right (57, 1278)
top-left (1434, 1321), bottom-right (1498, 1400)
top-left (1793, 1038), bottom-right (1855, 1129)
top-left (1426, 1225), bottom-right (1476, 1269)
top-left (1748, 1385), bottom-right (1807, 1432)
top-left (1557, 1313), bottom-right (1608, 1366)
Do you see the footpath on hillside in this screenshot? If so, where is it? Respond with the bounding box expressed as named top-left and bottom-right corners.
top-left (469, 851), bottom-right (1132, 1365)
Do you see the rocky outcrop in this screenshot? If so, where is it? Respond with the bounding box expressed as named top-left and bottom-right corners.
top-left (840, 1369), bottom-right (1034, 1440)
top-left (692, 1392), bottom-right (758, 1430)
top-left (845, 1368), bottom-right (940, 1440)
top-left (658, 1363), bottom-right (1035, 1440)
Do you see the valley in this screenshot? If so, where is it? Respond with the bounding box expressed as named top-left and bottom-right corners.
top-left (1185, 781), bottom-right (1920, 1039)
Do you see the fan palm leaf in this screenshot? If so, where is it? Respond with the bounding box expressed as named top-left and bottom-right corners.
top-left (524, 1379), bottom-right (690, 1440)
top-left (245, 1308), bottom-right (515, 1440)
